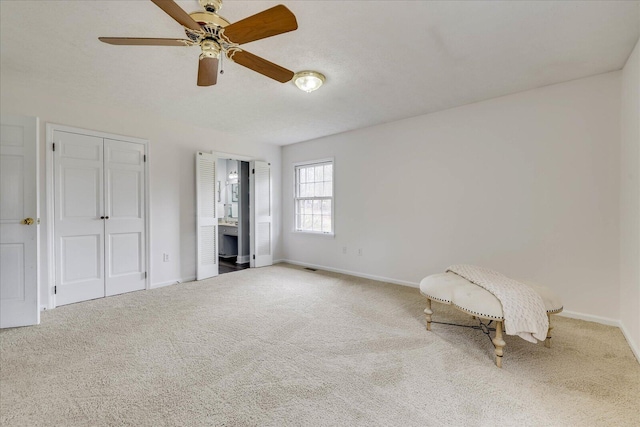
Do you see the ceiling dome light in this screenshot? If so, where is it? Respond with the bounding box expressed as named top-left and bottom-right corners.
top-left (293, 71), bottom-right (325, 93)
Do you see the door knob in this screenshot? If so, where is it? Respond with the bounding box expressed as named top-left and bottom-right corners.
top-left (21, 217), bottom-right (34, 225)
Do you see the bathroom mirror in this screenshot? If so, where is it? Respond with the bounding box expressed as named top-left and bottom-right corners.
top-left (226, 182), bottom-right (238, 218)
top-left (231, 183), bottom-right (239, 202)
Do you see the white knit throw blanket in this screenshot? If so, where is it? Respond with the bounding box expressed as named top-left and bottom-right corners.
top-left (446, 265), bottom-right (549, 343)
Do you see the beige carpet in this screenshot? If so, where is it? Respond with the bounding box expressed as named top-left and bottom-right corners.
top-left (1, 264), bottom-right (639, 426)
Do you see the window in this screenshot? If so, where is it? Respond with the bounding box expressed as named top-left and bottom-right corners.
top-left (294, 159), bottom-right (333, 234)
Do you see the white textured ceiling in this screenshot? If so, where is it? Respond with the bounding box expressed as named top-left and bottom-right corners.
top-left (1, 1), bottom-right (639, 145)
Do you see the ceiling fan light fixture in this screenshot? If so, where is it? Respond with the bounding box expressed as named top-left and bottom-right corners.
top-left (200, 40), bottom-right (220, 59)
top-left (293, 71), bottom-right (325, 93)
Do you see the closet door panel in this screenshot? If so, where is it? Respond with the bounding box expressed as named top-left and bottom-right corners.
top-left (54, 131), bottom-right (105, 306)
top-left (104, 139), bottom-right (146, 296)
top-left (196, 152), bottom-right (218, 280)
top-left (250, 161), bottom-right (272, 267)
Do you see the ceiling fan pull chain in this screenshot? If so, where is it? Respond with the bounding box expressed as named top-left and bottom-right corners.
top-left (220, 53), bottom-right (224, 75)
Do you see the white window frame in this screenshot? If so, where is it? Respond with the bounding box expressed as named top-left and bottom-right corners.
top-left (293, 158), bottom-right (335, 236)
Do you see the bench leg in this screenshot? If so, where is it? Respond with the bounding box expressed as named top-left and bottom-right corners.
top-left (545, 314), bottom-right (553, 348)
top-left (424, 298), bottom-right (433, 331)
top-left (492, 320), bottom-right (506, 368)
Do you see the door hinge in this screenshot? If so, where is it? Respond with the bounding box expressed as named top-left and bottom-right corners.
top-left (143, 154), bottom-right (147, 162)
top-left (145, 272), bottom-right (147, 279)
top-left (54, 286), bottom-right (57, 294)
top-left (52, 142), bottom-right (55, 151)
top-left (252, 169), bottom-right (255, 174)
top-left (253, 254), bottom-right (255, 260)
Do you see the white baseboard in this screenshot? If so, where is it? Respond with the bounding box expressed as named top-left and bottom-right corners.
top-left (150, 276), bottom-right (196, 289)
top-left (619, 321), bottom-right (640, 363)
top-left (558, 310), bottom-right (620, 327)
top-left (150, 280), bottom-right (178, 289)
top-left (237, 255), bottom-right (250, 264)
top-left (279, 259), bottom-right (419, 289)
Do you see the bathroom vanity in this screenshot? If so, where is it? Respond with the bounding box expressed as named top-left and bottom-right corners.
top-left (218, 222), bottom-right (238, 258)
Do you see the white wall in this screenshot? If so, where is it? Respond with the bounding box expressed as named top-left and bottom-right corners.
top-left (620, 38), bottom-right (640, 358)
top-left (0, 74), bottom-right (282, 307)
top-left (282, 72), bottom-right (621, 321)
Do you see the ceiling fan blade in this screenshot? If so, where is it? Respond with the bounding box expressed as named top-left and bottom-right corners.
top-left (99, 37), bottom-right (193, 46)
top-left (221, 5), bottom-right (298, 45)
top-left (227, 49), bottom-right (294, 83)
top-left (150, 0), bottom-right (202, 32)
top-left (198, 57), bottom-right (219, 86)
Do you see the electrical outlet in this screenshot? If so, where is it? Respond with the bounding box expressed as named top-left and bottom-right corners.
top-left (163, 253), bottom-right (169, 262)
top-left (342, 246), bottom-right (347, 254)
top-left (358, 248), bottom-right (363, 256)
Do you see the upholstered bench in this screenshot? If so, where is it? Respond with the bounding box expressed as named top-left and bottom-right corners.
top-left (420, 272), bottom-right (563, 367)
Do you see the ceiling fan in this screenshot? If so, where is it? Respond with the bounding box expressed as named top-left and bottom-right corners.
top-left (99, 0), bottom-right (298, 86)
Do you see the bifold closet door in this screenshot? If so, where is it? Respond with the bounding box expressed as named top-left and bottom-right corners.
top-left (104, 139), bottom-right (146, 296)
top-left (250, 160), bottom-right (272, 268)
top-left (196, 152), bottom-right (218, 280)
top-left (54, 132), bottom-right (147, 306)
top-left (54, 131), bottom-right (105, 306)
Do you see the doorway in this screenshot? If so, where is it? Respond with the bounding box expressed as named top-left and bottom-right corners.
top-left (196, 152), bottom-right (273, 281)
top-left (217, 158), bottom-right (250, 274)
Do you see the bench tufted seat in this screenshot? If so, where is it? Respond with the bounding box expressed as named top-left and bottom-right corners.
top-left (420, 272), bottom-right (563, 367)
top-left (420, 272), bottom-right (563, 320)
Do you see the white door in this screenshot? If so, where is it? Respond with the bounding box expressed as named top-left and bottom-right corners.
top-left (53, 132), bottom-right (147, 305)
top-left (196, 152), bottom-right (218, 280)
top-left (250, 161), bottom-right (272, 267)
top-left (104, 139), bottom-right (146, 296)
top-left (53, 131), bottom-right (105, 305)
top-left (0, 115), bottom-right (39, 328)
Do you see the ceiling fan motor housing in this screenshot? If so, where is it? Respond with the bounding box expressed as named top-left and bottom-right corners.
top-left (188, 10), bottom-right (231, 59)
top-left (188, 11), bottom-right (230, 30)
